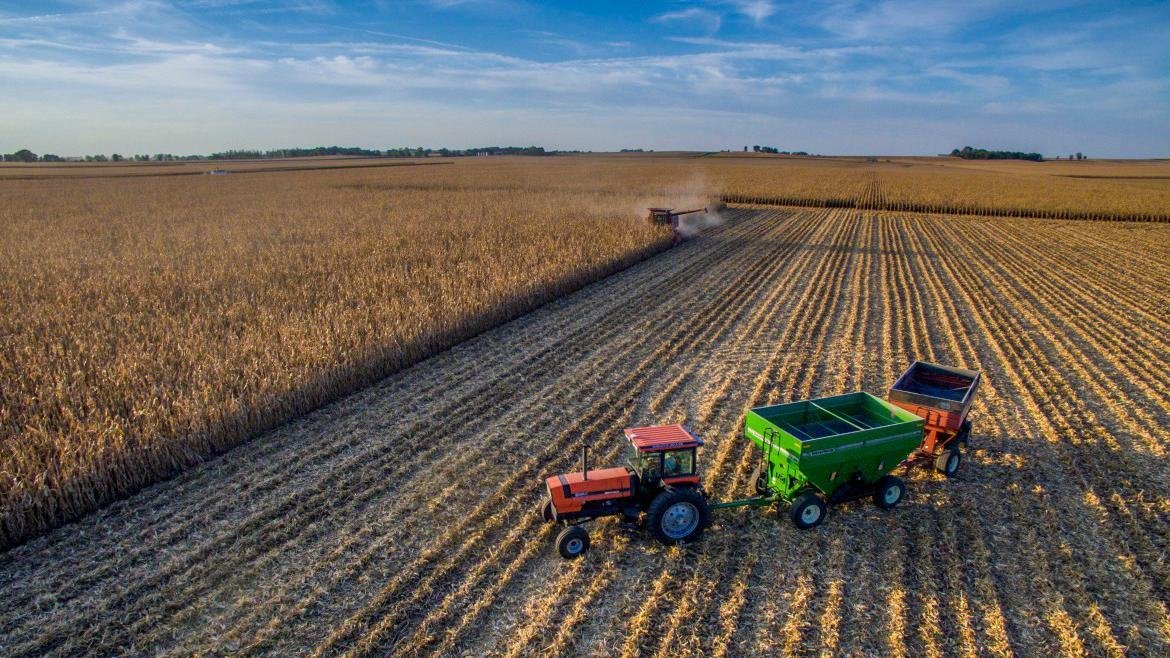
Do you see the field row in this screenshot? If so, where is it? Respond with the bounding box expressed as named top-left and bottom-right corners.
top-left (1, 208), bottom-right (1167, 656)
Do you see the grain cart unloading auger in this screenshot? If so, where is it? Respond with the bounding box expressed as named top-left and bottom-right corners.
top-left (540, 362), bottom-right (981, 559)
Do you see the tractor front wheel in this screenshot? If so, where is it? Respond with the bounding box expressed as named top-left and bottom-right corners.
top-left (556, 525), bottom-right (590, 559)
top-left (935, 449), bottom-right (962, 477)
top-left (541, 497), bottom-right (555, 522)
top-left (874, 476), bottom-right (906, 509)
top-left (647, 488), bottom-right (711, 545)
top-left (790, 491), bottom-right (827, 529)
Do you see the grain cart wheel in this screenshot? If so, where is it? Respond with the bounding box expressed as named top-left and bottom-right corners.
top-left (957, 419), bottom-right (972, 448)
top-left (647, 488), bottom-right (711, 545)
top-left (790, 491), bottom-right (827, 530)
top-left (874, 476), bottom-right (906, 509)
top-left (556, 525), bottom-right (590, 559)
top-left (541, 497), bottom-right (555, 522)
top-left (935, 449), bottom-right (962, 477)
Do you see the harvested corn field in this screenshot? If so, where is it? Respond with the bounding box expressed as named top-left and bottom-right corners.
top-left (2, 206), bottom-right (1168, 657)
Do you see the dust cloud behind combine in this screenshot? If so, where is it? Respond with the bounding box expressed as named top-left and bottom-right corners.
top-left (676, 205), bottom-right (726, 237)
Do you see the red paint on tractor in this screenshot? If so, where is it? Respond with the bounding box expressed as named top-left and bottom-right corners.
top-left (623, 424), bottom-right (703, 451)
top-left (545, 467), bottom-right (633, 515)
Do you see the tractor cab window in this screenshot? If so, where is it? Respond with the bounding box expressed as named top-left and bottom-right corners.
top-left (637, 452), bottom-right (662, 480)
top-left (663, 449), bottom-right (695, 477)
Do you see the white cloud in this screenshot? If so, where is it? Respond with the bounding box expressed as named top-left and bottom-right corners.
top-left (652, 8), bottom-right (723, 34)
top-left (817, 0), bottom-right (1004, 41)
top-left (720, 0), bottom-right (777, 24)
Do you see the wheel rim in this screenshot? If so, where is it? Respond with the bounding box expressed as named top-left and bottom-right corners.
top-left (565, 537), bottom-right (584, 554)
top-left (662, 502), bottom-right (700, 539)
top-left (883, 484), bottom-right (901, 505)
top-left (801, 502), bottom-right (822, 525)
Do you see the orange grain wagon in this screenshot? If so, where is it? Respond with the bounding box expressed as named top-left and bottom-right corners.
top-left (887, 361), bottom-right (981, 476)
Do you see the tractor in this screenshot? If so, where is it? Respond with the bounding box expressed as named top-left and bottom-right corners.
top-left (540, 424), bottom-right (712, 559)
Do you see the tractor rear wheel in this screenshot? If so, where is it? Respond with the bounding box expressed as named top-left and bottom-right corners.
top-left (935, 449), bottom-right (962, 477)
top-left (556, 525), bottom-right (590, 559)
top-left (874, 476), bottom-right (906, 509)
top-left (647, 488), bottom-right (711, 545)
top-left (790, 491), bottom-right (827, 529)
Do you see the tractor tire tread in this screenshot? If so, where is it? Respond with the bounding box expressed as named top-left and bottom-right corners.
top-left (556, 525), bottom-right (590, 559)
top-left (647, 487), bottom-right (711, 545)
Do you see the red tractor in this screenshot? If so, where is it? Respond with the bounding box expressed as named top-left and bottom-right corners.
top-left (540, 424), bottom-right (712, 559)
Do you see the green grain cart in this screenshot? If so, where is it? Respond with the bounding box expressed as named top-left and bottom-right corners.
top-left (713, 392), bottom-right (924, 528)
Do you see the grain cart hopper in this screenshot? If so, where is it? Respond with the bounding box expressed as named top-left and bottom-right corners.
top-left (732, 392), bottom-right (925, 529)
top-left (540, 424), bottom-right (712, 559)
top-left (887, 361), bottom-right (981, 476)
top-left (646, 207), bottom-right (707, 244)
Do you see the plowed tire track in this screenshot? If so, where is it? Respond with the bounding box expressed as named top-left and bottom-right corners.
top-left (1, 208), bottom-right (1168, 658)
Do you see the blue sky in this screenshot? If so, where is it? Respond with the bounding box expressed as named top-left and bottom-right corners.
top-left (2, 0), bottom-right (1168, 156)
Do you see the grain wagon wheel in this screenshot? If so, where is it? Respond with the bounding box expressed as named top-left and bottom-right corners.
top-left (789, 491), bottom-right (827, 530)
top-left (957, 419), bottom-right (973, 448)
top-left (556, 525), bottom-right (590, 559)
top-left (873, 476), bottom-right (906, 509)
top-left (935, 449), bottom-right (962, 477)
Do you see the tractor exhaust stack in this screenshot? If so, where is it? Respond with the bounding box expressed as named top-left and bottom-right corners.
top-left (581, 444), bottom-right (589, 480)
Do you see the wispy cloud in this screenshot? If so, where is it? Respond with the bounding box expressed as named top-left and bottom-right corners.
top-left (719, 0), bottom-right (777, 24)
top-left (651, 8), bottom-right (723, 34)
top-left (816, 0), bottom-right (1004, 41)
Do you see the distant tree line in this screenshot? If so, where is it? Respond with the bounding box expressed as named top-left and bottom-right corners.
top-left (1, 148), bottom-right (207, 162)
top-left (210, 146), bottom-right (384, 159)
top-left (950, 146), bottom-right (1044, 162)
top-left (2, 145), bottom-right (556, 163)
top-left (3, 149), bottom-right (40, 162)
top-left (209, 145), bottom-right (551, 159)
top-left (748, 145), bottom-right (811, 155)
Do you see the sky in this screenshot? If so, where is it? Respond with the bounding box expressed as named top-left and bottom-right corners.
top-left (1, 0), bottom-right (1168, 157)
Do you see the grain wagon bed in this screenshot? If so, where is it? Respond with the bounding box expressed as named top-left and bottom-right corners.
top-left (729, 392), bottom-right (924, 528)
top-left (888, 361), bottom-right (981, 476)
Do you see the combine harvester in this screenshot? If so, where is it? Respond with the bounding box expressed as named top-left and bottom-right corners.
top-left (646, 206), bottom-right (720, 244)
top-left (540, 361), bottom-right (981, 558)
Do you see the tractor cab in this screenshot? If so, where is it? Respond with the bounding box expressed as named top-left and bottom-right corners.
top-left (624, 424), bottom-right (703, 492)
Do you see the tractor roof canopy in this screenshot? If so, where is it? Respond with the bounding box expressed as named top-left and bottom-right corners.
top-left (624, 424), bottom-right (703, 452)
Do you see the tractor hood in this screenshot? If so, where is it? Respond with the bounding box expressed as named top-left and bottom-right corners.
top-left (545, 466), bottom-right (633, 516)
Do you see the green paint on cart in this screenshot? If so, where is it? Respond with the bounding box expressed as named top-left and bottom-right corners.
top-left (707, 392), bottom-right (925, 528)
top-left (746, 392), bottom-right (923, 500)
